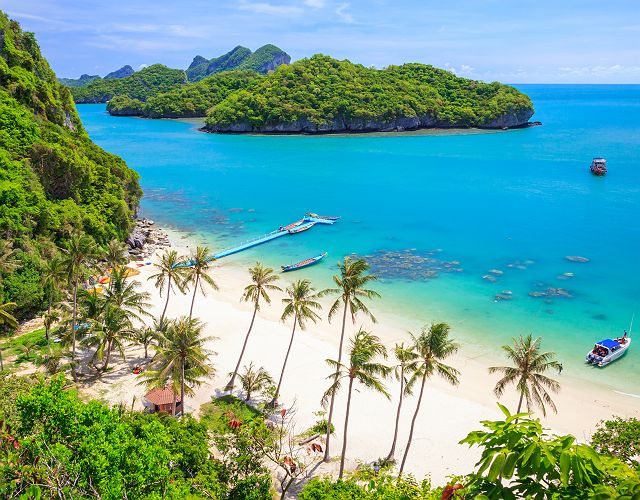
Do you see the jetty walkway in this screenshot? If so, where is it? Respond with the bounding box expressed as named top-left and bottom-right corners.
top-left (178, 213), bottom-right (338, 265)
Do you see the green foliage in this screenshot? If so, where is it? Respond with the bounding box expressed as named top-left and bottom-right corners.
top-left (205, 54), bottom-right (533, 131)
top-left (236, 44), bottom-right (290, 73)
top-left (58, 73), bottom-right (100, 87)
top-left (460, 403), bottom-right (640, 499)
top-left (0, 327), bottom-right (48, 365)
top-left (71, 63), bottom-right (186, 103)
top-left (299, 473), bottom-right (438, 499)
top-left (106, 95), bottom-right (145, 116)
top-left (200, 394), bottom-right (263, 434)
top-left (1, 376), bottom-right (229, 498)
top-left (0, 11), bottom-right (141, 319)
top-left (143, 70), bottom-right (262, 118)
top-left (591, 416), bottom-right (640, 467)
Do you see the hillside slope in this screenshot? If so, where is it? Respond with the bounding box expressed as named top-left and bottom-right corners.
top-left (0, 11), bottom-right (141, 317)
top-left (204, 55), bottom-right (534, 133)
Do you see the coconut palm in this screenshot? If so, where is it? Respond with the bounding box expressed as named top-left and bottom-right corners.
top-left (230, 362), bottom-right (275, 401)
top-left (399, 323), bottom-right (460, 475)
top-left (0, 302), bottom-right (18, 371)
top-left (319, 256), bottom-right (380, 461)
top-left (183, 246), bottom-right (218, 320)
top-left (132, 326), bottom-right (158, 358)
top-left (489, 334), bottom-right (562, 417)
top-left (40, 255), bottom-right (65, 348)
top-left (271, 279), bottom-right (321, 406)
top-left (104, 238), bottom-right (129, 269)
top-left (0, 240), bottom-right (17, 274)
top-left (142, 317), bottom-right (215, 415)
top-left (83, 304), bottom-right (133, 371)
top-left (226, 263), bottom-right (281, 390)
top-left (149, 250), bottom-right (187, 329)
top-left (104, 267), bottom-right (152, 322)
top-left (385, 342), bottom-right (419, 463)
top-left (61, 233), bottom-right (99, 379)
top-left (322, 329), bottom-right (390, 478)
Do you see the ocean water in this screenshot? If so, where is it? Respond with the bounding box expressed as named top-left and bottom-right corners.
top-left (77, 85), bottom-right (640, 394)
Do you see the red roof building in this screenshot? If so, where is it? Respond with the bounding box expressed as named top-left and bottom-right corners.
top-left (144, 386), bottom-right (182, 414)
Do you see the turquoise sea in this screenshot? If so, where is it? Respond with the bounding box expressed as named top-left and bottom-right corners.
top-left (78, 85), bottom-right (640, 394)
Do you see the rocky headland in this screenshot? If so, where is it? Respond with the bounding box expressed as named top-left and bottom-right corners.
top-left (126, 218), bottom-right (171, 259)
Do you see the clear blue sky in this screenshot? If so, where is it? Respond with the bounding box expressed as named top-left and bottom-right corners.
top-left (4, 0), bottom-right (639, 83)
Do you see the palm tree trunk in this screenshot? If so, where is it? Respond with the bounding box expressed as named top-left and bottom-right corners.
top-left (188, 274), bottom-right (199, 320)
top-left (0, 350), bottom-right (3, 371)
top-left (399, 371), bottom-right (427, 475)
top-left (386, 367), bottom-right (405, 462)
top-left (339, 376), bottom-right (355, 479)
top-left (271, 313), bottom-right (297, 406)
top-left (324, 301), bottom-right (349, 462)
top-left (45, 292), bottom-right (53, 353)
top-left (226, 304), bottom-right (258, 390)
top-left (514, 391), bottom-right (525, 423)
top-left (102, 339), bottom-right (112, 371)
top-left (144, 342), bottom-right (148, 359)
top-left (181, 356), bottom-right (186, 417)
top-left (159, 277), bottom-right (172, 330)
top-left (71, 278), bottom-right (78, 380)
top-left (172, 391), bottom-right (177, 416)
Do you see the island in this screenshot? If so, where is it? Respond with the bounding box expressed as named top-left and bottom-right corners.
top-left (203, 55), bottom-right (534, 133)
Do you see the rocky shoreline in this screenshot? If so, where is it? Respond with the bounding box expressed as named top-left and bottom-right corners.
top-left (126, 218), bottom-right (171, 259)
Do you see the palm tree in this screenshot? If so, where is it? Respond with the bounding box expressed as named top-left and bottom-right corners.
top-left (104, 267), bottom-right (152, 322)
top-left (132, 326), bottom-right (158, 359)
top-left (322, 329), bottom-right (390, 479)
top-left (399, 323), bottom-right (460, 475)
top-left (104, 238), bottom-right (128, 269)
top-left (83, 304), bottom-right (133, 371)
top-left (489, 334), bottom-right (562, 417)
top-left (40, 255), bottom-right (65, 349)
top-left (385, 342), bottom-right (419, 463)
top-left (226, 263), bottom-right (281, 390)
top-left (149, 250), bottom-right (187, 329)
top-left (272, 279), bottom-right (321, 406)
top-left (319, 256), bottom-right (380, 461)
top-left (61, 233), bottom-right (99, 379)
top-left (142, 317), bottom-right (215, 415)
top-left (230, 362), bottom-right (275, 401)
top-left (0, 302), bottom-right (18, 371)
top-left (0, 240), bottom-right (17, 276)
top-left (183, 246), bottom-right (218, 320)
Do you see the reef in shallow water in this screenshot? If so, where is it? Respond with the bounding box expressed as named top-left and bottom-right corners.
top-left (353, 249), bottom-right (463, 281)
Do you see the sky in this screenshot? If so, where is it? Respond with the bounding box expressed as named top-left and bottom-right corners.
top-left (4, 0), bottom-right (640, 83)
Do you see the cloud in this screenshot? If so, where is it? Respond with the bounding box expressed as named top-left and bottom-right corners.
top-left (557, 64), bottom-right (640, 77)
top-left (138, 64), bottom-right (148, 69)
top-left (335, 3), bottom-right (354, 23)
top-left (304, 0), bottom-right (326, 7)
top-left (236, 1), bottom-right (303, 16)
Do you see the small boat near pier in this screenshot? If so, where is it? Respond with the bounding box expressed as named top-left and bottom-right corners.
top-left (282, 252), bottom-right (328, 272)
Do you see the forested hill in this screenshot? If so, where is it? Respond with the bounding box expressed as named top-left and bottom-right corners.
top-left (204, 55), bottom-right (535, 133)
top-left (71, 64), bottom-right (187, 103)
top-left (0, 11), bottom-right (141, 318)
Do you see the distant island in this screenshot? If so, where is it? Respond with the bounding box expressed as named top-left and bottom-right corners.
top-left (67, 45), bottom-right (290, 104)
top-left (203, 55), bottom-right (534, 133)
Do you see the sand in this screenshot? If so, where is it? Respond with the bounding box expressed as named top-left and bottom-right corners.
top-left (84, 229), bottom-right (640, 488)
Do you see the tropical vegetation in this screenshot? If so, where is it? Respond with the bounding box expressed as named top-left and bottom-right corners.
top-left (205, 54), bottom-right (534, 132)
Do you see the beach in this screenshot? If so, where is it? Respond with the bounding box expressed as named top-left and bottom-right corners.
top-left (86, 227), bottom-right (640, 487)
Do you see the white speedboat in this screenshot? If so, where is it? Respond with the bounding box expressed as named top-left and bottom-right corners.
top-left (585, 335), bottom-right (631, 367)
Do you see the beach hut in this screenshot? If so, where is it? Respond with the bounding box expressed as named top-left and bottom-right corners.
top-left (143, 386), bottom-right (182, 414)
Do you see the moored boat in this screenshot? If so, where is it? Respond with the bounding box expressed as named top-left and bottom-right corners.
top-left (288, 222), bottom-right (316, 234)
top-left (590, 157), bottom-right (607, 176)
top-left (305, 212), bottom-right (341, 221)
top-left (281, 252), bottom-right (327, 272)
top-left (585, 333), bottom-right (631, 367)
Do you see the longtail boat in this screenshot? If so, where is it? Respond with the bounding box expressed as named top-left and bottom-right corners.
top-left (288, 222), bottom-right (316, 234)
top-left (281, 252), bottom-right (328, 272)
top-left (305, 212), bottom-right (341, 221)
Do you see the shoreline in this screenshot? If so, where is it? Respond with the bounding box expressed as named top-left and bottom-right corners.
top-left (95, 221), bottom-right (640, 485)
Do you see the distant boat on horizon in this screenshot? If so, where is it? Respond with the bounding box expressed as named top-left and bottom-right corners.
top-left (590, 157), bottom-right (607, 176)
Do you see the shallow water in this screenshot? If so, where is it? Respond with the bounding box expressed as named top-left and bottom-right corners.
top-left (78, 84), bottom-right (640, 394)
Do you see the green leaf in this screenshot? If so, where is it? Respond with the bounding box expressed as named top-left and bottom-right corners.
top-left (559, 451), bottom-right (570, 486)
top-left (487, 452), bottom-right (506, 482)
top-left (502, 452), bottom-right (518, 479)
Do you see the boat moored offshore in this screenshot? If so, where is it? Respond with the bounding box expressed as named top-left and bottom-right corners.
top-left (590, 157), bottom-right (607, 176)
top-left (585, 333), bottom-right (631, 366)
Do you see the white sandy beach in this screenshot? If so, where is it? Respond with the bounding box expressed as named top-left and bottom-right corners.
top-left (84, 229), bottom-right (640, 488)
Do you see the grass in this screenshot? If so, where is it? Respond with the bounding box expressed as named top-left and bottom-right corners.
top-left (0, 327), bottom-right (49, 366)
top-left (200, 394), bottom-right (263, 434)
